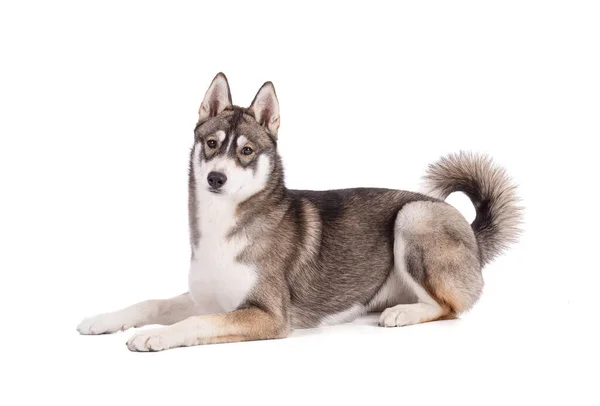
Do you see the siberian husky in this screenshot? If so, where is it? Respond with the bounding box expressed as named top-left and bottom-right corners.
top-left (77, 73), bottom-right (522, 352)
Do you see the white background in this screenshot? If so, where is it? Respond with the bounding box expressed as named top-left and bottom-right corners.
top-left (1, 1), bottom-right (599, 405)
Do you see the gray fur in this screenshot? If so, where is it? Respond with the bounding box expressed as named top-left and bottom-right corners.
top-left (422, 151), bottom-right (523, 265)
top-left (398, 201), bottom-right (484, 315)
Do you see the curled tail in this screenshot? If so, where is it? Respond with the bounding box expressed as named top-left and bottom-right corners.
top-left (422, 151), bottom-right (523, 265)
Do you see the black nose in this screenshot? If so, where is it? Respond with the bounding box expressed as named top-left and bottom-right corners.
top-left (207, 171), bottom-right (227, 189)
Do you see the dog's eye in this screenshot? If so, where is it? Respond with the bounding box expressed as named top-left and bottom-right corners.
top-left (206, 140), bottom-right (217, 149)
top-left (241, 147), bottom-right (254, 155)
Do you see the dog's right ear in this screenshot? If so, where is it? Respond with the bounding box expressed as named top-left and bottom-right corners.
top-left (198, 73), bottom-right (232, 121)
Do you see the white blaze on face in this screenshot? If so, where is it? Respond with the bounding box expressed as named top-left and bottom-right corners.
top-left (193, 134), bottom-right (272, 204)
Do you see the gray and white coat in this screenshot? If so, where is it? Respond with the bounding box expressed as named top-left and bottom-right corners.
top-left (77, 73), bottom-right (522, 352)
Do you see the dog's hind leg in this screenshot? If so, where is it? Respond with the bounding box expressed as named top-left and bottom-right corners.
top-left (77, 293), bottom-right (198, 335)
top-left (379, 201), bottom-right (483, 327)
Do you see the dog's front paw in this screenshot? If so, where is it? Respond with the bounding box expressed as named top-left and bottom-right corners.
top-left (126, 328), bottom-right (185, 352)
top-left (77, 312), bottom-right (136, 335)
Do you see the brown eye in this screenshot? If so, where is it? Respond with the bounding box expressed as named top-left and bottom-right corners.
top-left (241, 146), bottom-right (254, 155)
top-left (206, 140), bottom-right (217, 148)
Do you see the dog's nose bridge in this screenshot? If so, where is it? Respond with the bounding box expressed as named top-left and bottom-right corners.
top-left (210, 155), bottom-right (232, 175)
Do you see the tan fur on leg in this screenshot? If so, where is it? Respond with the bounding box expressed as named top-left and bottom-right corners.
top-left (126, 307), bottom-right (289, 352)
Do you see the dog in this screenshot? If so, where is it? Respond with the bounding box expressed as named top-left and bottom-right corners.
top-left (77, 73), bottom-right (522, 352)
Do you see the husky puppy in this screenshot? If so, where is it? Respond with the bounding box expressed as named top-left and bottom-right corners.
top-left (77, 73), bottom-right (522, 352)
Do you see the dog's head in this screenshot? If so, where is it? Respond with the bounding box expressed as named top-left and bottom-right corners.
top-left (191, 73), bottom-right (280, 202)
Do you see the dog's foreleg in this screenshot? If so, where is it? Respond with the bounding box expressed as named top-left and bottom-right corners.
top-left (77, 293), bottom-right (197, 335)
top-left (126, 307), bottom-right (289, 352)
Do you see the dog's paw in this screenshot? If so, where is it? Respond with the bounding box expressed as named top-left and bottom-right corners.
top-left (126, 328), bottom-right (184, 352)
top-left (77, 312), bottom-right (136, 335)
top-left (378, 303), bottom-right (443, 327)
top-left (379, 305), bottom-right (420, 327)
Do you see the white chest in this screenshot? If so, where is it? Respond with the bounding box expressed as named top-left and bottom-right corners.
top-left (188, 199), bottom-right (257, 314)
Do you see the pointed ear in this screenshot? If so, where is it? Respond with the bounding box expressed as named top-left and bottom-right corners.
top-left (249, 82), bottom-right (280, 136)
top-left (199, 72), bottom-right (232, 121)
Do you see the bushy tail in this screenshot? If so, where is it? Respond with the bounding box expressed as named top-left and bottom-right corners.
top-left (422, 152), bottom-right (523, 265)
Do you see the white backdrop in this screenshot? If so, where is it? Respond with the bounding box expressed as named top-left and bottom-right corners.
top-left (1, 1), bottom-right (598, 405)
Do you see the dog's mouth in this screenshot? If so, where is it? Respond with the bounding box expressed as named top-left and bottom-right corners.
top-left (208, 189), bottom-right (222, 194)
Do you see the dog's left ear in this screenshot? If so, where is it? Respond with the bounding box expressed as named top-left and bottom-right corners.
top-left (250, 82), bottom-right (280, 136)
